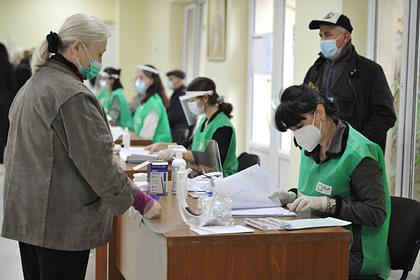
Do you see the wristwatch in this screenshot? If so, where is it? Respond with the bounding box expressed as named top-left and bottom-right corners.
top-left (326, 197), bottom-right (336, 213)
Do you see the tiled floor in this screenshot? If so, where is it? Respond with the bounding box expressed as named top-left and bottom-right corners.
top-left (0, 164), bottom-right (95, 280)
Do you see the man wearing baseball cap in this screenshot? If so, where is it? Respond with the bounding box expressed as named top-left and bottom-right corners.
top-left (304, 12), bottom-right (396, 152)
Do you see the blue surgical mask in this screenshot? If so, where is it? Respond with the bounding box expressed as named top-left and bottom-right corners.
top-left (166, 80), bottom-right (174, 90)
top-left (187, 100), bottom-right (204, 115)
top-left (135, 79), bottom-right (147, 94)
top-left (320, 34), bottom-right (343, 60)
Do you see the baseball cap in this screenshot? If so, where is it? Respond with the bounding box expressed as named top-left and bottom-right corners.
top-left (309, 12), bottom-right (353, 33)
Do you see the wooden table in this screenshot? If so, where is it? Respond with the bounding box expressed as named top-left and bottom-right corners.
top-left (97, 197), bottom-right (350, 279)
top-left (114, 131), bottom-right (152, 147)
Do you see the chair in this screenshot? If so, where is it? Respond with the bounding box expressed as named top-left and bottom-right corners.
top-left (349, 196), bottom-right (420, 280)
top-left (237, 152), bottom-right (260, 172)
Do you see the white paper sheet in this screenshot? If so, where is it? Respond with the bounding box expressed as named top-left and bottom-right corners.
top-left (275, 217), bottom-right (351, 230)
top-left (110, 126), bottom-right (124, 142)
top-left (119, 147), bottom-right (158, 163)
top-left (231, 207), bottom-right (296, 217)
top-left (214, 165), bottom-right (280, 209)
top-left (190, 225), bottom-right (255, 235)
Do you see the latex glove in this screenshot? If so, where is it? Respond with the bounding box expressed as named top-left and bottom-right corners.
top-left (268, 190), bottom-right (296, 206)
top-left (145, 143), bottom-right (168, 153)
top-left (157, 149), bottom-right (175, 161)
top-left (287, 195), bottom-right (328, 212)
top-left (132, 192), bottom-right (161, 219)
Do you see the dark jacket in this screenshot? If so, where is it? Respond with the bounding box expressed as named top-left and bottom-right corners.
top-left (304, 44), bottom-right (396, 151)
top-left (15, 58), bottom-right (32, 91)
top-left (167, 85), bottom-right (193, 144)
top-left (0, 60), bottom-right (16, 162)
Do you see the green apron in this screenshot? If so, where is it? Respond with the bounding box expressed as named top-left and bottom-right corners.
top-left (298, 125), bottom-right (390, 279)
top-left (132, 94), bottom-right (172, 143)
top-left (191, 112), bottom-right (238, 177)
top-left (96, 89), bottom-right (110, 109)
top-left (108, 88), bottom-right (132, 128)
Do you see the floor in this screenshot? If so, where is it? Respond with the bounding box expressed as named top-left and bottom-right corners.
top-left (0, 164), bottom-right (95, 280)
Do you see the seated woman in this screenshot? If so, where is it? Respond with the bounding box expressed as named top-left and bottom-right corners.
top-left (103, 67), bottom-right (132, 128)
top-left (270, 85), bottom-right (390, 278)
top-left (147, 77), bottom-right (238, 177)
top-left (131, 64), bottom-right (172, 143)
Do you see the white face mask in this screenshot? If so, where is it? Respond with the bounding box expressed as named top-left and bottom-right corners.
top-left (293, 111), bottom-right (322, 152)
top-left (187, 100), bottom-right (204, 115)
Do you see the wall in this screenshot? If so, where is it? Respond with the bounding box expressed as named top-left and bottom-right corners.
top-left (201, 0), bottom-right (248, 154)
top-left (0, 0), bottom-right (115, 51)
top-left (116, 0), bottom-right (185, 101)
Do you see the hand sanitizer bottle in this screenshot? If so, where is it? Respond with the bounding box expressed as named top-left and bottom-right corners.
top-left (171, 150), bottom-right (186, 194)
top-left (122, 127), bottom-right (130, 148)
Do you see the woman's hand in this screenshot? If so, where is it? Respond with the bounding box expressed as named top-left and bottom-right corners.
top-left (143, 200), bottom-right (162, 219)
top-left (145, 142), bottom-right (170, 152)
top-left (268, 190), bottom-right (297, 206)
top-left (287, 195), bottom-right (328, 212)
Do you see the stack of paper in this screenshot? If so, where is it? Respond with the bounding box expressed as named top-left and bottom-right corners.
top-left (215, 164), bottom-right (281, 209)
top-left (110, 126), bottom-right (124, 142)
top-left (232, 207), bottom-right (295, 217)
top-left (191, 225), bottom-right (255, 235)
top-left (278, 217), bottom-right (351, 230)
top-left (119, 147), bottom-right (158, 163)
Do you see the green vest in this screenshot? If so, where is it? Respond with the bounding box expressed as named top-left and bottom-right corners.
top-left (132, 94), bottom-right (172, 143)
top-left (108, 88), bottom-right (132, 128)
top-left (96, 89), bottom-right (110, 109)
top-left (298, 126), bottom-right (390, 279)
top-left (191, 112), bottom-right (238, 177)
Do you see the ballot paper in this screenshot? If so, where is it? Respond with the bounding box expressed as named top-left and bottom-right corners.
top-left (190, 225), bottom-right (255, 236)
top-left (231, 207), bottom-right (296, 217)
top-left (275, 217), bottom-right (351, 230)
top-left (215, 164), bottom-right (280, 209)
top-left (186, 179), bottom-right (211, 192)
top-left (119, 147), bottom-right (158, 163)
top-left (110, 126), bottom-right (124, 142)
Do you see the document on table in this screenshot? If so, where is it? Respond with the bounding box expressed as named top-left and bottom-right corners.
top-left (186, 179), bottom-right (211, 192)
top-left (190, 225), bottom-right (255, 236)
top-left (119, 147), bottom-right (159, 163)
top-left (110, 126), bottom-right (124, 142)
top-left (276, 217), bottom-right (351, 230)
top-left (215, 164), bottom-right (280, 209)
top-left (231, 207), bottom-right (296, 217)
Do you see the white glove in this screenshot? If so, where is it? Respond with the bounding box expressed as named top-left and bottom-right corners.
top-left (143, 200), bottom-right (162, 219)
top-left (268, 190), bottom-right (297, 206)
top-left (287, 195), bottom-right (327, 212)
top-left (145, 142), bottom-right (169, 153)
top-left (157, 149), bottom-right (175, 161)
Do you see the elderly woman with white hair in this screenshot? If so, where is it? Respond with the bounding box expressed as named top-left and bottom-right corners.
top-left (1, 14), bottom-right (161, 280)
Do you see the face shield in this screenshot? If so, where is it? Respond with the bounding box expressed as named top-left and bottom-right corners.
top-left (179, 90), bottom-right (213, 126)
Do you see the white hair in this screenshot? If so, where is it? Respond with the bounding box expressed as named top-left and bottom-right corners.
top-left (336, 26), bottom-right (352, 39)
top-left (31, 13), bottom-right (110, 73)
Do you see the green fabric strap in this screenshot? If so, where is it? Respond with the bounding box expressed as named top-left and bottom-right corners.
top-left (109, 88), bottom-right (132, 129)
top-left (132, 94), bottom-right (172, 143)
top-left (191, 112), bottom-right (238, 177)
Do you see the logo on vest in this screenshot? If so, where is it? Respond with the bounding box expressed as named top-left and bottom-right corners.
top-left (315, 182), bottom-right (332, 196)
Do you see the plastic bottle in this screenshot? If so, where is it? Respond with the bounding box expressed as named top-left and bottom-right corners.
top-left (122, 127), bottom-right (130, 148)
top-left (171, 150), bottom-right (186, 194)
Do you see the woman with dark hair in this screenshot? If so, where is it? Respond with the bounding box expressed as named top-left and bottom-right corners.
top-left (147, 77), bottom-right (238, 177)
top-left (131, 64), bottom-right (172, 143)
top-left (103, 67), bottom-right (132, 128)
top-left (0, 42), bottom-right (16, 163)
top-left (270, 84), bottom-right (391, 278)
